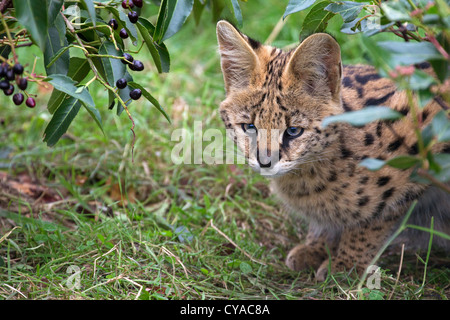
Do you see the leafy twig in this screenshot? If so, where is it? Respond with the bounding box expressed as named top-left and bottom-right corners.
top-left (60, 11), bottom-right (137, 160)
top-left (416, 168), bottom-right (450, 194)
top-left (0, 12), bottom-right (17, 63)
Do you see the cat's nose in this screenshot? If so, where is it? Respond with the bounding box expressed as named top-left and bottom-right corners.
top-left (257, 148), bottom-right (274, 168)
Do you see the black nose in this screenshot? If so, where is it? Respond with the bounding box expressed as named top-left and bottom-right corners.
top-left (257, 148), bottom-right (275, 168)
top-left (258, 159), bottom-right (272, 168)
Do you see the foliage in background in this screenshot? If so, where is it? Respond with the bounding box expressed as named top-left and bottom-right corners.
top-left (0, 0), bottom-right (244, 152)
top-left (284, 0), bottom-right (450, 200)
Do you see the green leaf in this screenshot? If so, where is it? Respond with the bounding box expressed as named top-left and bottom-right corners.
top-left (162, 0), bottom-right (194, 41)
top-left (136, 18), bottom-right (164, 73)
top-left (432, 110), bottom-right (450, 142)
top-left (377, 41), bottom-right (445, 66)
top-left (417, 88), bottom-right (433, 109)
top-left (367, 289), bottom-right (385, 300)
top-left (359, 158), bottom-right (386, 171)
top-left (283, 0), bottom-right (317, 19)
top-left (46, 45), bottom-right (74, 70)
top-left (325, 1), bottom-right (368, 23)
top-left (13, 0), bottom-right (48, 50)
top-left (230, 0), bottom-right (243, 28)
top-left (99, 41), bottom-right (126, 86)
top-left (128, 81), bottom-right (171, 123)
top-left (47, 74), bottom-right (95, 108)
top-left (427, 151), bottom-right (441, 173)
top-left (239, 261), bottom-right (252, 274)
top-left (135, 17), bottom-right (171, 73)
top-left (46, 0), bottom-right (63, 26)
top-left (386, 156), bottom-right (421, 169)
top-left (48, 57), bottom-right (91, 114)
top-left (82, 103), bottom-right (104, 135)
top-left (405, 69), bottom-right (436, 91)
top-left (412, 153), bottom-right (450, 184)
top-left (299, 1), bottom-right (335, 41)
top-left (155, 42), bottom-right (170, 74)
top-left (44, 4), bottom-right (68, 76)
top-left (380, 1), bottom-right (411, 21)
top-left (81, 0), bottom-right (97, 26)
top-left (433, 154), bottom-right (450, 182)
top-left (211, 0), bottom-right (226, 21)
top-left (44, 22), bottom-right (70, 76)
top-left (193, 0), bottom-right (206, 25)
top-left (322, 106), bottom-right (403, 128)
top-left (43, 97), bottom-right (82, 147)
top-left (154, 0), bottom-right (168, 43)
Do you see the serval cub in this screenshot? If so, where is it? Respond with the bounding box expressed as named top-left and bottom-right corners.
top-left (216, 20), bottom-right (450, 280)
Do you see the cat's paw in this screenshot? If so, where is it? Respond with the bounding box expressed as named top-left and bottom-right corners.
top-left (316, 258), bottom-right (366, 281)
top-left (285, 244), bottom-right (327, 271)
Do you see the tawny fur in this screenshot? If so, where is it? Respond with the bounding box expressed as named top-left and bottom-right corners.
top-left (216, 20), bottom-right (450, 280)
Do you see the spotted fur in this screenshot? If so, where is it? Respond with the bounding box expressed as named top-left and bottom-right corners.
top-left (216, 20), bottom-right (450, 280)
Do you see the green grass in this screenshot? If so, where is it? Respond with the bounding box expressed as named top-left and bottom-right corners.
top-left (1, 1), bottom-right (449, 300)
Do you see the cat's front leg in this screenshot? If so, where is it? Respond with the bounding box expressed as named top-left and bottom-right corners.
top-left (285, 225), bottom-right (339, 272)
top-left (315, 217), bottom-right (400, 281)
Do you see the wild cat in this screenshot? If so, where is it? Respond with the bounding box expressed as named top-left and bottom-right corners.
top-left (215, 20), bottom-right (450, 280)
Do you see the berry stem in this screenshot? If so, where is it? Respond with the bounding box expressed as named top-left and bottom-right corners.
top-left (73, 24), bottom-right (120, 50)
top-left (86, 53), bottom-right (130, 62)
top-left (84, 75), bottom-right (97, 88)
top-left (0, 12), bottom-right (17, 63)
top-left (97, 75), bottom-right (136, 161)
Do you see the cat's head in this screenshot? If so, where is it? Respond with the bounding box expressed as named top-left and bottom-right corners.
top-left (217, 20), bottom-right (343, 177)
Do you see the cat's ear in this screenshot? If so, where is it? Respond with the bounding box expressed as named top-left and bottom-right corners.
top-left (216, 20), bottom-right (259, 94)
top-left (286, 33), bottom-right (342, 101)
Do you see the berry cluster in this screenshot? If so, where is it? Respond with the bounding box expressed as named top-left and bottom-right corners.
top-left (116, 75), bottom-right (142, 101)
top-left (106, 1), bottom-right (145, 100)
top-left (108, 0), bottom-right (143, 39)
top-left (0, 62), bottom-right (35, 108)
top-left (117, 53), bottom-right (143, 100)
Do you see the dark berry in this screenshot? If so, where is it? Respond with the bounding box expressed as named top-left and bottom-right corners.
top-left (4, 83), bottom-right (14, 96)
top-left (119, 28), bottom-right (129, 39)
top-left (121, 53), bottom-right (134, 65)
top-left (129, 88), bottom-right (142, 100)
top-left (121, 0), bottom-right (134, 9)
top-left (13, 63), bottom-right (24, 75)
top-left (130, 60), bottom-right (144, 71)
top-left (116, 78), bottom-right (127, 89)
top-left (128, 11), bottom-right (139, 23)
top-left (26, 97), bottom-right (36, 108)
top-left (13, 93), bottom-right (24, 105)
top-left (133, 0), bottom-right (143, 8)
top-left (6, 69), bottom-right (15, 81)
top-left (0, 80), bottom-right (9, 90)
top-left (0, 65), bottom-right (6, 78)
top-left (17, 77), bottom-right (28, 90)
top-left (108, 18), bottom-right (118, 30)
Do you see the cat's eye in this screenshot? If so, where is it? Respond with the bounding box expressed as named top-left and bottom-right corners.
top-left (285, 126), bottom-right (304, 138)
top-left (242, 123), bottom-right (257, 134)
